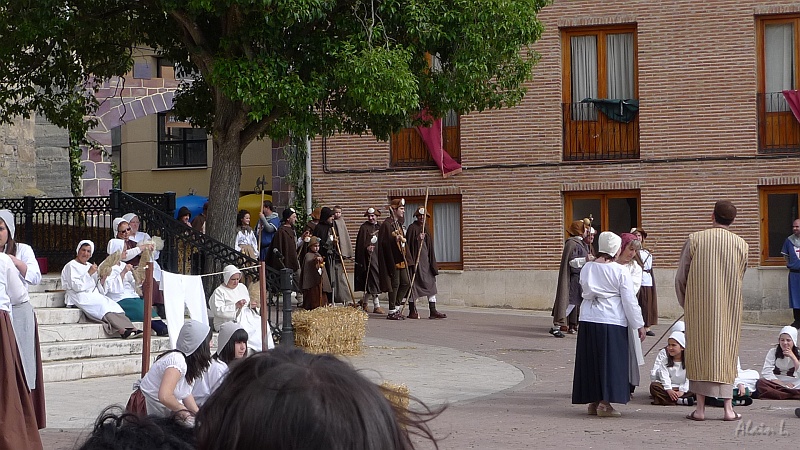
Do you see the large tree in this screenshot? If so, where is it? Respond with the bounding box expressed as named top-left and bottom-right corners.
top-left (0, 0), bottom-right (550, 246)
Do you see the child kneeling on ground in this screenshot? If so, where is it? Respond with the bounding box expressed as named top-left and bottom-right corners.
top-left (650, 331), bottom-right (695, 405)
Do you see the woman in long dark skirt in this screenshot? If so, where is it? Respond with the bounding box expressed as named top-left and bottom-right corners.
top-left (572, 231), bottom-right (646, 417)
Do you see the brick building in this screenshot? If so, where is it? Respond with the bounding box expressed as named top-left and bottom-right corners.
top-left (309, 1), bottom-right (800, 324)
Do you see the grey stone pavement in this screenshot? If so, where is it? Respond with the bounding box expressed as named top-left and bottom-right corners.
top-left (40, 306), bottom-right (800, 449)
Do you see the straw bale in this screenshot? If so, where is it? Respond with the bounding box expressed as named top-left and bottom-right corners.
top-left (292, 306), bottom-right (368, 355)
top-left (380, 381), bottom-right (410, 411)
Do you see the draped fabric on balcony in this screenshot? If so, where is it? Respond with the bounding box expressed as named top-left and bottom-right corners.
top-left (415, 110), bottom-right (462, 178)
top-left (783, 90), bottom-right (800, 124)
top-left (580, 99), bottom-right (639, 123)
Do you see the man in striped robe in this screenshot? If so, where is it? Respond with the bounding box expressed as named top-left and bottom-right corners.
top-left (675, 200), bottom-right (748, 422)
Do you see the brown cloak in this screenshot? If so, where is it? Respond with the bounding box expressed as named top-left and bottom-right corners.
top-left (267, 224), bottom-right (299, 272)
top-left (355, 221), bottom-right (380, 293)
top-left (377, 216), bottom-right (410, 293)
top-left (407, 221), bottom-right (438, 299)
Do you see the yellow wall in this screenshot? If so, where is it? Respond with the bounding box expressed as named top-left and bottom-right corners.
top-left (118, 115), bottom-right (272, 196)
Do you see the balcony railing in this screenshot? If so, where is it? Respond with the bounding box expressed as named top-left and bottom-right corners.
top-left (757, 92), bottom-right (800, 153)
top-left (562, 101), bottom-right (640, 161)
top-left (390, 111), bottom-right (461, 167)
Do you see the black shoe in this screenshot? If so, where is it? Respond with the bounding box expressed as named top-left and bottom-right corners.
top-left (795, 408), bottom-right (800, 418)
top-left (733, 397), bottom-right (753, 407)
top-left (549, 327), bottom-right (565, 338)
top-left (707, 397), bottom-right (725, 408)
top-left (646, 330), bottom-right (656, 336)
top-left (121, 329), bottom-right (134, 339)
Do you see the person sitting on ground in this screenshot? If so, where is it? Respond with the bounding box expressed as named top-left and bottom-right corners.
top-left (707, 359), bottom-right (758, 407)
top-left (101, 239), bottom-right (168, 336)
top-left (137, 320), bottom-right (211, 420)
top-left (77, 406), bottom-right (195, 450)
top-left (650, 331), bottom-right (694, 406)
top-left (61, 240), bottom-right (142, 339)
top-left (755, 326), bottom-right (800, 400)
top-left (192, 322), bottom-right (248, 407)
top-left (195, 347), bottom-right (441, 450)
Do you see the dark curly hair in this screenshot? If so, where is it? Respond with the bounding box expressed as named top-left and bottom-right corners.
top-left (77, 406), bottom-right (195, 450)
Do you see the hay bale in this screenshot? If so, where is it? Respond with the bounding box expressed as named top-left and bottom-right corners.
top-left (380, 381), bottom-right (410, 411)
top-left (292, 306), bottom-right (368, 355)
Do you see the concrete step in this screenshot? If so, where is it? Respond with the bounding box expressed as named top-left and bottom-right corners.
top-left (35, 307), bottom-right (82, 325)
top-left (30, 276), bottom-right (61, 293)
top-left (29, 290), bottom-right (66, 308)
top-left (39, 321), bottom-right (146, 343)
top-left (40, 336), bottom-right (172, 362)
top-left (43, 354), bottom-right (162, 383)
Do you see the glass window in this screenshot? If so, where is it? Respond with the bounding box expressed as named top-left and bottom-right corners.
top-left (760, 186), bottom-right (800, 264)
top-left (157, 112), bottom-right (208, 168)
top-left (398, 195), bottom-right (462, 269)
top-left (564, 190), bottom-right (640, 237)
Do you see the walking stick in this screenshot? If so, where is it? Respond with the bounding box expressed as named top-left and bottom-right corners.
top-left (255, 175), bottom-right (267, 255)
top-left (398, 189), bottom-right (429, 315)
top-left (644, 314), bottom-right (685, 357)
top-left (386, 202), bottom-right (413, 319)
top-left (330, 225), bottom-right (356, 306)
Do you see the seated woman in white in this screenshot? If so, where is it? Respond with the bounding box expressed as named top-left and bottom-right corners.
top-left (756, 326), bottom-right (800, 400)
top-left (649, 331), bottom-right (693, 405)
top-left (192, 322), bottom-right (249, 407)
top-left (101, 239), bottom-right (168, 336)
top-left (211, 265), bottom-right (253, 331)
top-left (61, 240), bottom-right (141, 339)
top-left (138, 320), bottom-right (211, 420)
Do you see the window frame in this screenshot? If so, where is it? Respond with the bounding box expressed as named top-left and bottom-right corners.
top-left (759, 185), bottom-right (800, 266)
top-left (157, 112), bottom-right (208, 169)
top-left (563, 190), bottom-right (641, 238)
top-left (392, 194), bottom-right (463, 270)
top-left (389, 111), bottom-right (461, 168)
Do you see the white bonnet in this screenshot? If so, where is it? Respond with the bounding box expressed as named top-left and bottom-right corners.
top-left (0, 210), bottom-right (15, 239)
top-left (223, 265), bottom-right (242, 285)
top-left (76, 240), bottom-right (94, 256)
top-left (176, 320), bottom-right (210, 355)
top-left (598, 231), bottom-right (621, 256)
top-left (668, 331), bottom-right (686, 348)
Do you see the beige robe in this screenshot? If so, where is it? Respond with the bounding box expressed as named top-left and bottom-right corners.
top-left (675, 227), bottom-right (748, 386)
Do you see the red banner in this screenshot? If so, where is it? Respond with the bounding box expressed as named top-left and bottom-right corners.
top-left (783, 90), bottom-right (800, 124)
top-left (415, 110), bottom-right (462, 178)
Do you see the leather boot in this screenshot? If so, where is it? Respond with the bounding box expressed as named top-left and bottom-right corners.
top-left (407, 302), bottom-right (420, 319)
top-left (428, 302), bottom-right (447, 319)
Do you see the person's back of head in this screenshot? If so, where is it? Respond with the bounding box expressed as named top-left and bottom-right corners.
top-left (78, 406), bottom-right (195, 450)
top-left (196, 348), bottom-right (439, 450)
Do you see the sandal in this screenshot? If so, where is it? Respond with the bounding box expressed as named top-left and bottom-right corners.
top-left (723, 412), bottom-right (742, 421)
top-left (686, 411), bottom-right (705, 421)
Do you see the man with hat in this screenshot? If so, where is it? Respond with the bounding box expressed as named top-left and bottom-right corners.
top-left (676, 200), bottom-right (748, 421)
top-left (631, 227), bottom-right (657, 336)
top-left (781, 219), bottom-right (800, 328)
top-left (355, 207), bottom-right (384, 314)
top-left (377, 198), bottom-right (412, 320)
top-left (551, 218), bottom-right (591, 337)
top-left (406, 206), bottom-right (447, 319)
top-left (266, 207), bottom-right (300, 273)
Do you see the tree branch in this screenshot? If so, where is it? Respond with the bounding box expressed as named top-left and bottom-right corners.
top-left (239, 108), bottom-right (283, 150)
top-left (168, 9), bottom-right (214, 74)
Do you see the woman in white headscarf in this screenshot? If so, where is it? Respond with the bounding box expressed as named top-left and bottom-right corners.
top-left (138, 320), bottom-right (212, 419)
top-left (0, 209), bottom-right (46, 428)
top-left (572, 232), bottom-right (645, 418)
top-left (755, 326), bottom-right (800, 400)
top-left (101, 239), bottom-right (169, 336)
top-left (110, 217), bottom-right (165, 318)
top-left (61, 240), bottom-right (141, 339)
top-left (192, 321), bottom-right (249, 407)
top-left (211, 265), bottom-right (254, 331)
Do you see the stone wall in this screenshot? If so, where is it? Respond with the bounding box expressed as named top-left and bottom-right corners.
top-left (35, 115), bottom-right (71, 197)
top-left (0, 118), bottom-right (43, 197)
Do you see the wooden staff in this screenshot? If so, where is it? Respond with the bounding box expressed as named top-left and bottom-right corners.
top-left (644, 314), bottom-right (685, 357)
top-left (140, 263), bottom-right (154, 377)
top-left (256, 175), bottom-right (267, 253)
top-left (330, 225), bottom-right (356, 306)
top-left (398, 189), bottom-right (429, 315)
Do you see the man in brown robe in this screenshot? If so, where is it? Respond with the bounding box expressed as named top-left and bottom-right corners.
top-left (300, 237), bottom-right (326, 310)
top-left (550, 219), bottom-right (589, 338)
top-left (377, 198), bottom-right (411, 320)
top-left (355, 207), bottom-right (384, 313)
top-left (407, 207), bottom-right (446, 319)
top-left (676, 200), bottom-right (748, 422)
top-left (267, 207), bottom-right (300, 273)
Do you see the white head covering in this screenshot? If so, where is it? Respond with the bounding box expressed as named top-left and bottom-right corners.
top-left (670, 320), bottom-right (685, 334)
top-left (76, 240), bottom-right (94, 256)
top-left (107, 238), bottom-right (126, 255)
top-left (216, 321), bottom-right (245, 353)
top-left (223, 265), bottom-right (242, 285)
top-left (112, 217), bottom-right (128, 233)
top-left (0, 210), bottom-right (15, 239)
top-left (589, 227), bottom-right (597, 236)
top-left (176, 320), bottom-right (210, 355)
top-left (598, 231), bottom-right (621, 256)
top-left (780, 325), bottom-right (798, 346)
top-left (122, 213), bottom-right (138, 223)
top-left (668, 331), bottom-right (686, 348)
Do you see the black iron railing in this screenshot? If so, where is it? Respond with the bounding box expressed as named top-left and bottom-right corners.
top-left (757, 92), bottom-right (800, 153)
top-left (562, 102), bottom-right (640, 161)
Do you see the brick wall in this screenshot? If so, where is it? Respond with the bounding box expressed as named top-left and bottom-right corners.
top-left (308, 1), bottom-right (800, 320)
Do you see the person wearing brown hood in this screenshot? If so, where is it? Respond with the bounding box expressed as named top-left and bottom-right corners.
top-left (377, 199), bottom-right (412, 320)
top-left (551, 218), bottom-right (591, 337)
top-left (314, 207), bottom-right (352, 305)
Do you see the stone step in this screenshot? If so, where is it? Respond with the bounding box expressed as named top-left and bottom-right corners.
top-left (43, 354), bottom-right (162, 383)
top-left (35, 307), bottom-right (82, 325)
top-left (29, 276), bottom-right (61, 293)
top-left (39, 321), bottom-right (146, 343)
top-left (40, 336), bottom-right (172, 362)
top-left (29, 290), bottom-right (66, 308)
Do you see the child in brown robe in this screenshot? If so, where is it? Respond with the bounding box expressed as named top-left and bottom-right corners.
top-left (301, 237), bottom-right (326, 310)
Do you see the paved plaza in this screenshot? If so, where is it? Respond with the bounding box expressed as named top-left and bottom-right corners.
top-left (41, 307), bottom-right (799, 449)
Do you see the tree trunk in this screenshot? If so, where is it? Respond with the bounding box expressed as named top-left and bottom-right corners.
top-left (206, 132), bottom-right (242, 248)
